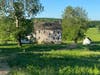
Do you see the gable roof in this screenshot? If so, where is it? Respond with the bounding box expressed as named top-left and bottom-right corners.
top-left (34, 21), bottom-right (62, 30)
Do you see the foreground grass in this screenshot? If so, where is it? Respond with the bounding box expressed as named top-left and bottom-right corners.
top-left (0, 27), bottom-right (100, 75)
top-left (0, 43), bottom-right (99, 75)
top-left (8, 49), bottom-right (100, 75)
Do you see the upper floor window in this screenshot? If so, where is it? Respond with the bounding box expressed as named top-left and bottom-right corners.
top-left (58, 31), bottom-right (60, 34)
top-left (53, 37), bottom-right (55, 40)
top-left (50, 24), bottom-right (52, 26)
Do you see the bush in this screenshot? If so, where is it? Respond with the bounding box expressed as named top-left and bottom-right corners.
top-left (88, 44), bottom-right (100, 51)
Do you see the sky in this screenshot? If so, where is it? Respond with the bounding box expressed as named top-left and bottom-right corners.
top-left (36, 0), bottom-right (100, 20)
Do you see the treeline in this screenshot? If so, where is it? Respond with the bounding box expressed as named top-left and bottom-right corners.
top-left (33, 18), bottom-right (61, 22)
top-left (88, 20), bottom-right (100, 28)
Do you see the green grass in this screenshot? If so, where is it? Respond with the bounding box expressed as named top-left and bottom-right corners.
top-left (2, 44), bottom-right (98, 75)
top-left (7, 49), bottom-right (100, 75)
top-left (86, 27), bottom-right (100, 42)
top-left (0, 27), bottom-right (100, 75)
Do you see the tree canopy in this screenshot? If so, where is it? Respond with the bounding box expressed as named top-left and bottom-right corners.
top-left (0, 0), bottom-right (43, 46)
top-left (0, 0), bottom-right (43, 17)
top-left (62, 6), bottom-right (88, 43)
top-left (0, 16), bottom-right (14, 43)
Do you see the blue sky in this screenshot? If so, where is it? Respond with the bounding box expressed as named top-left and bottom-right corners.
top-left (36, 0), bottom-right (100, 20)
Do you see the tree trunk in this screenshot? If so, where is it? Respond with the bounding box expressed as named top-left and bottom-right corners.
top-left (15, 16), bottom-right (19, 27)
top-left (74, 38), bottom-right (78, 44)
top-left (17, 34), bottom-right (22, 47)
top-left (15, 16), bottom-right (22, 46)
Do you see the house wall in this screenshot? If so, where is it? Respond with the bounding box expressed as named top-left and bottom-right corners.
top-left (35, 29), bottom-right (62, 44)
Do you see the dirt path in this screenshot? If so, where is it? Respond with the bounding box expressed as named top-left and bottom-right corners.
top-left (0, 57), bottom-right (10, 75)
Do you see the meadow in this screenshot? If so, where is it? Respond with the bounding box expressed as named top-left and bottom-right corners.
top-left (0, 27), bottom-right (100, 75)
top-left (86, 27), bottom-right (100, 42)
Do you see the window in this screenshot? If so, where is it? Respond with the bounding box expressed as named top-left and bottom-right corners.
top-left (53, 30), bottom-right (55, 33)
top-left (38, 37), bottom-right (40, 39)
top-left (58, 31), bottom-right (60, 34)
top-left (53, 37), bottom-right (55, 40)
top-left (57, 37), bottom-right (60, 40)
top-left (49, 32), bottom-right (51, 35)
top-left (50, 24), bottom-right (52, 26)
top-left (55, 34), bottom-right (57, 36)
top-left (38, 30), bottom-right (40, 33)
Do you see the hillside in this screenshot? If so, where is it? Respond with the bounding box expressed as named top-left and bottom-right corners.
top-left (33, 18), bottom-right (61, 22)
top-left (86, 27), bottom-right (100, 42)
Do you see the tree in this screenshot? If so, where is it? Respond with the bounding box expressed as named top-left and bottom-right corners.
top-left (0, 0), bottom-right (43, 46)
top-left (98, 25), bottom-right (100, 32)
top-left (62, 6), bottom-right (88, 43)
top-left (0, 16), bottom-right (14, 43)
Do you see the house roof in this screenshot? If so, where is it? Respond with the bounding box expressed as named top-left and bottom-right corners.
top-left (34, 21), bottom-right (62, 31)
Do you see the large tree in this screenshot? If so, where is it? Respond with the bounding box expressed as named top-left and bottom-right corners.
top-left (62, 6), bottom-right (88, 43)
top-left (0, 16), bottom-right (15, 43)
top-left (0, 0), bottom-right (43, 46)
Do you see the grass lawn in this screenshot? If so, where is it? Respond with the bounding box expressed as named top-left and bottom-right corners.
top-left (0, 27), bottom-right (100, 75)
top-left (0, 43), bottom-right (99, 75)
top-left (86, 27), bottom-right (100, 42)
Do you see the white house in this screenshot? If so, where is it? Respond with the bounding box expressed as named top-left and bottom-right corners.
top-left (83, 37), bottom-right (91, 45)
top-left (34, 21), bottom-right (62, 44)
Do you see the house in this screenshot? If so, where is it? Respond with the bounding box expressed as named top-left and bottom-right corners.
top-left (34, 21), bottom-right (62, 44)
top-left (83, 37), bottom-right (91, 45)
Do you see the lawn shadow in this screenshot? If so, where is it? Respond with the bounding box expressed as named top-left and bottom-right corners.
top-left (24, 44), bottom-right (68, 52)
top-left (0, 43), bottom-right (17, 46)
top-left (87, 41), bottom-right (100, 51)
top-left (0, 41), bottom-right (99, 55)
top-left (0, 43), bottom-right (100, 74)
top-left (92, 41), bottom-right (100, 44)
top-left (7, 52), bottom-right (100, 73)
top-left (0, 44), bottom-right (22, 56)
top-left (24, 43), bottom-right (87, 52)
